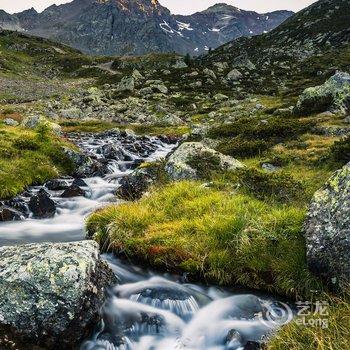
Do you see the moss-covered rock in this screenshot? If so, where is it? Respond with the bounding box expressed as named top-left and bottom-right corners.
top-left (295, 72), bottom-right (350, 115)
top-left (165, 142), bottom-right (244, 180)
top-left (304, 162), bottom-right (350, 291)
top-left (0, 241), bottom-right (116, 350)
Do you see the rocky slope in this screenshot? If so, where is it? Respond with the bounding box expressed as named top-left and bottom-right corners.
top-left (0, 0), bottom-right (292, 56)
top-left (202, 0), bottom-right (350, 94)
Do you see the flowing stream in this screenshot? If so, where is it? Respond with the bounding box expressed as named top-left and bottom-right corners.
top-left (0, 131), bottom-right (292, 349)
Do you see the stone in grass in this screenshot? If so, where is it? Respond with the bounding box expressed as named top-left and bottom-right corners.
top-left (0, 241), bottom-right (116, 350)
top-left (165, 142), bottom-right (244, 180)
top-left (295, 71), bottom-right (350, 116)
top-left (304, 162), bottom-right (350, 291)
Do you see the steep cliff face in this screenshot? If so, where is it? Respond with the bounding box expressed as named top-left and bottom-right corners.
top-left (0, 0), bottom-right (293, 56)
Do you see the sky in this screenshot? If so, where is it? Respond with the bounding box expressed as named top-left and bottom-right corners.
top-left (1, 0), bottom-right (317, 15)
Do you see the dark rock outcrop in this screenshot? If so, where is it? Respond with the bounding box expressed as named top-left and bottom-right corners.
top-left (28, 189), bottom-right (56, 218)
top-left (0, 206), bottom-right (22, 222)
top-left (304, 162), bottom-right (350, 291)
top-left (116, 168), bottom-right (154, 201)
top-left (0, 241), bottom-right (116, 350)
top-left (61, 185), bottom-right (86, 198)
top-left (45, 179), bottom-right (69, 191)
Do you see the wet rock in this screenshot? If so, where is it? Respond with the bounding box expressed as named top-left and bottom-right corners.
top-left (73, 178), bottom-right (88, 187)
top-left (0, 205), bottom-right (22, 221)
top-left (63, 148), bottom-right (108, 178)
top-left (99, 144), bottom-right (124, 161)
top-left (116, 169), bottom-right (154, 201)
top-left (244, 341), bottom-right (261, 350)
top-left (45, 179), bottom-right (69, 191)
top-left (3, 197), bottom-right (29, 217)
top-left (295, 72), bottom-right (350, 115)
top-left (226, 329), bottom-right (243, 349)
top-left (61, 185), bottom-right (86, 198)
top-left (28, 189), bottom-right (56, 218)
top-left (0, 241), bottom-right (116, 349)
top-left (165, 142), bottom-right (245, 180)
top-left (304, 162), bottom-right (350, 291)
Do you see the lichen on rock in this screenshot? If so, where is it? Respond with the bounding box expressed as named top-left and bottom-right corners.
top-left (304, 162), bottom-right (350, 291)
top-left (165, 142), bottom-right (245, 180)
top-left (0, 241), bottom-right (116, 349)
top-left (295, 71), bottom-right (350, 115)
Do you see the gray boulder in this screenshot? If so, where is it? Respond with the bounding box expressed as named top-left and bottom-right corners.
top-left (59, 107), bottom-right (84, 119)
top-left (226, 69), bottom-right (243, 81)
top-left (3, 118), bottom-right (18, 126)
top-left (21, 115), bottom-right (61, 135)
top-left (116, 76), bottom-right (135, 92)
top-left (165, 142), bottom-right (244, 180)
top-left (0, 241), bottom-right (116, 349)
top-left (172, 61), bottom-right (188, 69)
top-left (295, 72), bottom-right (350, 116)
top-left (304, 162), bottom-right (350, 291)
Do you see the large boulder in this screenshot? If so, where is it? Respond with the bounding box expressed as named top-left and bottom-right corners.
top-left (295, 72), bottom-right (350, 116)
top-left (304, 162), bottom-right (350, 291)
top-left (0, 241), bottom-right (116, 349)
top-left (165, 142), bottom-right (244, 180)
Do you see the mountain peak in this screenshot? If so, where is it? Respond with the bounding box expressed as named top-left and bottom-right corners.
top-left (201, 3), bottom-right (241, 14)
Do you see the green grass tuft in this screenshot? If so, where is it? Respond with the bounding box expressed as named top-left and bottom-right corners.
top-left (87, 181), bottom-right (321, 297)
top-left (0, 123), bottom-right (75, 199)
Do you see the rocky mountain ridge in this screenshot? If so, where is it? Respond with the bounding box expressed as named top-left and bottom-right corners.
top-left (0, 0), bottom-right (293, 56)
top-left (201, 0), bottom-right (350, 94)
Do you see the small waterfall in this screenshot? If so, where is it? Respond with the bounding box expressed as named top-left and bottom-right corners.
top-left (0, 130), bottom-right (293, 349)
top-left (82, 257), bottom-right (294, 350)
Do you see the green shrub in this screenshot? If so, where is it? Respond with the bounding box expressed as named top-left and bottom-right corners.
top-left (13, 136), bottom-right (40, 151)
top-left (187, 151), bottom-right (222, 179)
top-left (235, 168), bottom-right (305, 203)
top-left (36, 122), bottom-right (51, 141)
top-left (208, 117), bottom-right (315, 141)
top-left (328, 136), bottom-right (350, 166)
top-left (218, 137), bottom-right (270, 158)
